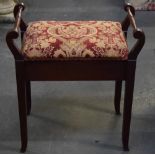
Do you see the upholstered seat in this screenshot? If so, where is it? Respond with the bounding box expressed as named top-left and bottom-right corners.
top-left (22, 21), bottom-right (128, 60)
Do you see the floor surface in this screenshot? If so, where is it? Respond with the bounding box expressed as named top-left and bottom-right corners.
top-left (0, 0), bottom-right (155, 153)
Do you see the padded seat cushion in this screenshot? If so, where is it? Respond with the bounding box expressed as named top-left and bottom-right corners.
top-left (22, 21), bottom-right (128, 60)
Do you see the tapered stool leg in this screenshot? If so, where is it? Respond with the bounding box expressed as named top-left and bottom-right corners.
top-left (16, 64), bottom-right (28, 153)
top-left (114, 81), bottom-right (122, 115)
top-left (26, 81), bottom-right (31, 115)
top-left (122, 62), bottom-right (136, 151)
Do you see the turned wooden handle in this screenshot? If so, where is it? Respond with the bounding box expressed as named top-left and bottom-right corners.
top-left (122, 3), bottom-right (145, 59)
top-left (13, 3), bottom-right (25, 33)
top-left (14, 6), bottom-right (22, 32)
top-left (124, 3), bottom-right (137, 32)
top-left (126, 7), bottom-right (137, 31)
top-left (6, 3), bottom-right (26, 60)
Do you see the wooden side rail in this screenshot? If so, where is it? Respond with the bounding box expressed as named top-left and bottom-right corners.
top-left (6, 3), bottom-right (27, 60)
top-left (122, 3), bottom-right (145, 59)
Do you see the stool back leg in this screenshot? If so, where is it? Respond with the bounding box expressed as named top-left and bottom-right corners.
top-left (122, 62), bottom-right (136, 151)
top-left (114, 81), bottom-right (122, 115)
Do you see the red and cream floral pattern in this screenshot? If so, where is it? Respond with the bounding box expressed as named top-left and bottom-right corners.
top-left (22, 21), bottom-right (128, 60)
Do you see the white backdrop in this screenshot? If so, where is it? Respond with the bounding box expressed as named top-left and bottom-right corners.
top-left (127, 0), bottom-right (155, 10)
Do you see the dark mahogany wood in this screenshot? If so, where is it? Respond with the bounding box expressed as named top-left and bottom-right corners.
top-left (114, 81), bottom-right (122, 115)
top-left (26, 81), bottom-right (31, 115)
top-left (15, 61), bottom-right (28, 153)
top-left (6, 2), bottom-right (145, 153)
top-left (122, 61), bottom-right (136, 151)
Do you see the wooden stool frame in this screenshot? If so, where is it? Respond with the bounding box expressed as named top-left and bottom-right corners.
top-left (6, 2), bottom-right (145, 153)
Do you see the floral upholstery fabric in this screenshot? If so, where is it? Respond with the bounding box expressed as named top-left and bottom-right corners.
top-left (22, 21), bottom-right (128, 60)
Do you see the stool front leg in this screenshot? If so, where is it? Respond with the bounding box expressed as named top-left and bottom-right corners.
top-left (17, 78), bottom-right (28, 153)
top-left (16, 64), bottom-right (28, 153)
top-left (122, 62), bottom-right (136, 151)
top-left (26, 81), bottom-right (31, 115)
top-left (114, 81), bottom-right (122, 115)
